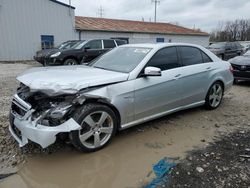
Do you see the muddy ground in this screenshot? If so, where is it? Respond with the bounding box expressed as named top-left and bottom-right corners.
top-left (0, 63), bottom-right (250, 188)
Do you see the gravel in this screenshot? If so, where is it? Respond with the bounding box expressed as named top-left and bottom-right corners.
top-left (165, 130), bottom-right (250, 188)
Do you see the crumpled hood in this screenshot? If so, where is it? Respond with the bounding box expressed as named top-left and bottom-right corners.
top-left (229, 56), bottom-right (250, 66)
top-left (17, 65), bottom-right (129, 96)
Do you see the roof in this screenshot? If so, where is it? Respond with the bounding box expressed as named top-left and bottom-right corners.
top-left (49, 0), bottom-right (75, 9)
top-left (75, 16), bottom-right (209, 36)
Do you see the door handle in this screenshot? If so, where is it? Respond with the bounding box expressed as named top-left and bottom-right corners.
top-left (174, 74), bottom-right (181, 79)
top-left (206, 67), bottom-right (211, 71)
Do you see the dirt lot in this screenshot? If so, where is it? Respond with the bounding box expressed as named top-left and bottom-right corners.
top-left (0, 63), bottom-right (250, 188)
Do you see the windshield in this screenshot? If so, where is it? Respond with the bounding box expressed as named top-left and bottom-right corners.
top-left (208, 42), bottom-right (226, 49)
top-left (58, 41), bottom-right (79, 50)
top-left (91, 47), bottom-right (151, 73)
top-left (71, 41), bottom-right (87, 49)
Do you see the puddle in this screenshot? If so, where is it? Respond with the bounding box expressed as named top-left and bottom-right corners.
top-left (0, 116), bottom-right (217, 188)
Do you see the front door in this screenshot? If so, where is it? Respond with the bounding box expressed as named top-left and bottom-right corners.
top-left (134, 47), bottom-right (183, 120)
top-left (82, 40), bottom-right (103, 62)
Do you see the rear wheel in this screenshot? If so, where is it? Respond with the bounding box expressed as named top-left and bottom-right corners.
top-left (70, 103), bottom-right (118, 152)
top-left (63, 58), bottom-right (78, 65)
top-left (205, 82), bottom-right (224, 110)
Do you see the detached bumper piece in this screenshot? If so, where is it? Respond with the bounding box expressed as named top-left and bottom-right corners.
top-left (9, 94), bottom-right (81, 148)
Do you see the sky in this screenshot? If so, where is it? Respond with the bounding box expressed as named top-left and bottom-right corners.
top-left (60, 0), bottom-right (250, 33)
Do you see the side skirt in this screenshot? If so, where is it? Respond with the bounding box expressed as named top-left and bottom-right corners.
top-left (120, 101), bottom-right (205, 130)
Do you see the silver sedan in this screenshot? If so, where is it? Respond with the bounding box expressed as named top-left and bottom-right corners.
top-left (9, 43), bottom-right (234, 152)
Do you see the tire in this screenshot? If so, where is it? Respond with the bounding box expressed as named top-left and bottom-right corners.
top-left (69, 103), bottom-right (118, 152)
top-left (233, 79), bottom-right (239, 84)
top-left (205, 82), bottom-right (224, 110)
top-left (63, 58), bottom-right (78, 65)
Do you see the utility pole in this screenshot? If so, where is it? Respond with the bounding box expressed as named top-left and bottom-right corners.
top-left (152, 0), bottom-right (160, 22)
top-left (98, 5), bottom-right (104, 18)
top-left (68, 0), bottom-right (72, 16)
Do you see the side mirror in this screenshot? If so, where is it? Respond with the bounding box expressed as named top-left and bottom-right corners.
top-left (143, 66), bottom-right (162, 77)
top-left (83, 47), bottom-right (90, 52)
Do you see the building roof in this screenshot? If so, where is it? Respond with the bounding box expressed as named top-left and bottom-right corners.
top-left (75, 16), bottom-right (208, 36)
top-left (49, 0), bottom-right (75, 9)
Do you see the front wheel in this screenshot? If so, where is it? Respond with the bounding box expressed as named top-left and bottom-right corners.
top-left (63, 58), bottom-right (78, 65)
top-left (70, 103), bottom-right (118, 152)
top-left (205, 82), bottom-right (224, 110)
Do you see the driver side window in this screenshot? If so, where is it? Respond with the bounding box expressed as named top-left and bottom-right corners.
top-left (84, 40), bottom-right (102, 49)
top-left (146, 47), bottom-right (180, 71)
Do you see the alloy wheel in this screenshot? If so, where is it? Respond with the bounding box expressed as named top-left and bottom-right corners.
top-left (208, 83), bottom-right (223, 108)
top-left (79, 111), bottom-right (114, 149)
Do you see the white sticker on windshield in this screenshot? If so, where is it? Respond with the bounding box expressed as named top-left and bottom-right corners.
top-left (134, 49), bottom-right (150, 54)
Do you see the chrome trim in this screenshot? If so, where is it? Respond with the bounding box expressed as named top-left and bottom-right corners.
top-left (13, 93), bottom-right (31, 111)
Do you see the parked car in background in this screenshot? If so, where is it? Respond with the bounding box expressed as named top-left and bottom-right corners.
top-left (9, 43), bottom-right (233, 152)
top-left (239, 41), bottom-right (250, 53)
top-left (229, 50), bottom-right (250, 83)
top-left (34, 40), bottom-right (79, 65)
top-left (44, 39), bottom-right (127, 66)
top-left (207, 42), bottom-right (244, 60)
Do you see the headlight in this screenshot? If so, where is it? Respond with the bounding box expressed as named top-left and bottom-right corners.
top-left (50, 52), bottom-right (61, 58)
top-left (48, 102), bottom-right (72, 119)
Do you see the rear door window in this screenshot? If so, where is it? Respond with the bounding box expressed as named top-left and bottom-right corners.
top-left (179, 46), bottom-right (203, 66)
top-left (146, 47), bottom-right (180, 71)
top-left (103, 40), bottom-right (116, 49)
top-left (201, 51), bottom-right (213, 63)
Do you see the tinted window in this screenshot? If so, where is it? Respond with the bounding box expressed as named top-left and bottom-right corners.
top-left (85, 40), bottom-right (102, 49)
top-left (225, 43), bottom-right (232, 50)
top-left (147, 47), bottom-right (180, 71)
top-left (116, 40), bottom-right (127, 46)
top-left (201, 51), bottom-right (212, 63)
top-left (103, 40), bottom-right (116, 48)
top-left (180, 47), bottom-right (203, 66)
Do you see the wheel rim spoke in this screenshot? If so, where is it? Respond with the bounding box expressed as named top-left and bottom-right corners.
top-left (84, 115), bottom-right (96, 127)
top-left (100, 127), bottom-right (113, 134)
top-left (94, 132), bottom-right (101, 147)
top-left (98, 112), bottom-right (108, 126)
top-left (80, 130), bottom-right (94, 142)
top-left (209, 84), bottom-right (222, 107)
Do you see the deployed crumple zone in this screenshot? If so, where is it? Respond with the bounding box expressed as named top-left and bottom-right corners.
top-left (9, 43), bottom-right (234, 152)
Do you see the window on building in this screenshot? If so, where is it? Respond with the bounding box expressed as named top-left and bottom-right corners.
top-left (103, 40), bottom-right (116, 49)
top-left (179, 46), bottom-right (204, 66)
top-left (156, 38), bottom-right (165, 43)
top-left (41, 35), bottom-right (54, 49)
top-left (146, 47), bottom-right (180, 71)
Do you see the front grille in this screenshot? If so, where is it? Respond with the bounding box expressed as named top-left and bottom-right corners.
top-left (11, 94), bottom-right (31, 117)
top-left (231, 64), bottom-right (250, 71)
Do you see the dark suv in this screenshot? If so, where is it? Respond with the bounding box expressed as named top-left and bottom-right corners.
top-left (207, 42), bottom-right (244, 60)
top-left (44, 39), bottom-right (127, 66)
top-left (34, 40), bottom-right (80, 65)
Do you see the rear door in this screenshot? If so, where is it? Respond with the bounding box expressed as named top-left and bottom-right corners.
top-left (178, 46), bottom-right (215, 106)
top-left (225, 43), bottom-right (235, 60)
top-left (134, 47), bottom-right (183, 120)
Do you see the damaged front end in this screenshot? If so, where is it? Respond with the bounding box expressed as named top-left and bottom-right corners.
top-left (9, 84), bottom-right (82, 148)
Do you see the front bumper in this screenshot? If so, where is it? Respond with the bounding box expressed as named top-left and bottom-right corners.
top-left (233, 70), bottom-right (250, 81)
top-left (44, 57), bottom-right (63, 66)
top-left (9, 94), bottom-right (81, 148)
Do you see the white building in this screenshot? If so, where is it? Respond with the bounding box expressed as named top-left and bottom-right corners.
top-left (0, 0), bottom-right (76, 61)
top-left (75, 17), bottom-right (210, 47)
top-left (0, 0), bottom-right (210, 61)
